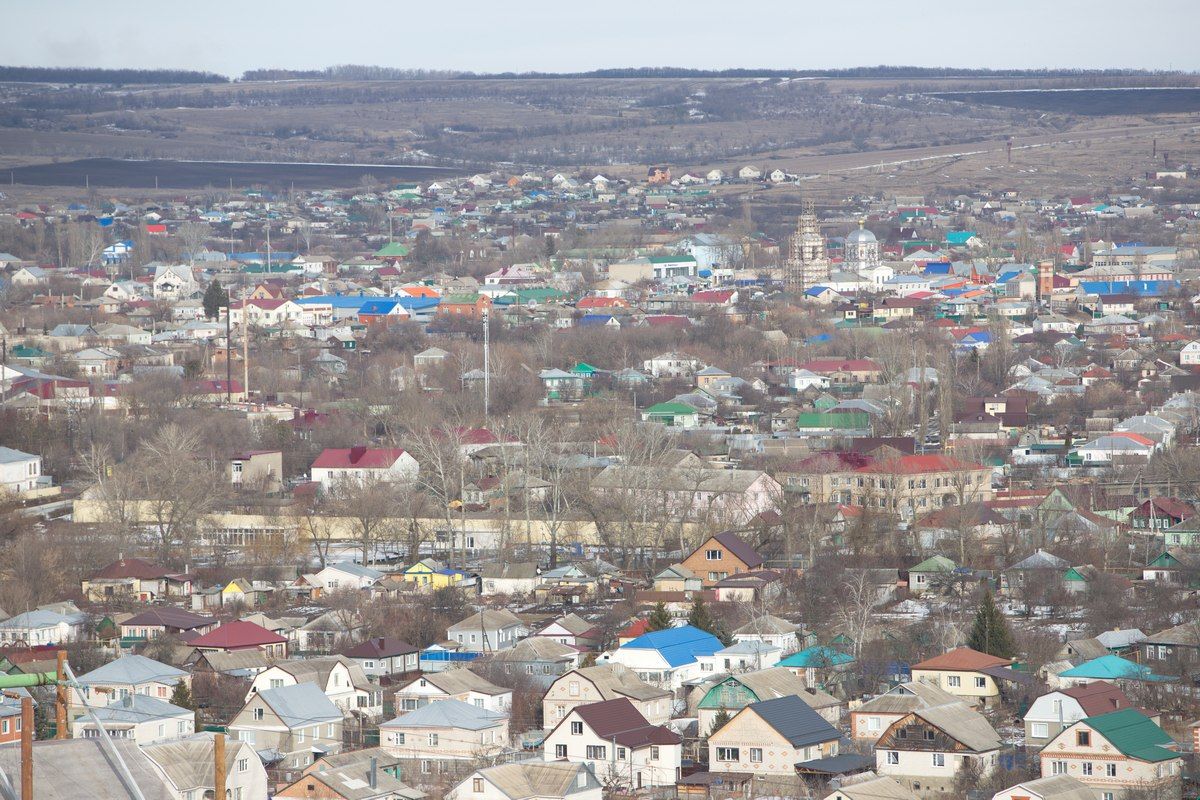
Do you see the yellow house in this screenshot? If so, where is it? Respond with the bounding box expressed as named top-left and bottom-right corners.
top-left (222, 578), bottom-right (254, 606)
top-left (909, 647), bottom-right (1013, 707)
top-left (401, 559), bottom-right (468, 589)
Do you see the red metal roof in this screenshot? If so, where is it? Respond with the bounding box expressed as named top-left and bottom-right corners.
top-left (855, 454), bottom-right (986, 475)
top-left (311, 447), bottom-right (408, 470)
top-left (912, 646), bottom-right (1012, 672)
top-left (91, 557), bottom-right (170, 581)
top-left (188, 620), bottom-right (286, 650)
top-left (571, 698), bottom-right (681, 747)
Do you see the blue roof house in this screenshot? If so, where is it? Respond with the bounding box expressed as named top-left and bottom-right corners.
top-left (598, 625), bottom-right (722, 690)
top-left (1057, 655), bottom-right (1173, 685)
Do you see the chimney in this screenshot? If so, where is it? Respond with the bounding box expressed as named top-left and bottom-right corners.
top-left (349, 445), bottom-right (367, 464)
top-left (369, 757), bottom-right (378, 790)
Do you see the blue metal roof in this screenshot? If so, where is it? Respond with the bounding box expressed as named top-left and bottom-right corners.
top-left (1078, 280), bottom-right (1179, 297)
top-left (777, 646), bottom-right (854, 668)
top-left (619, 625), bottom-right (722, 667)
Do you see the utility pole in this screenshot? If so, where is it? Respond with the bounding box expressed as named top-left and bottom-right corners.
top-left (214, 733), bottom-right (226, 800)
top-left (20, 695), bottom-right (32, 800)
top-left (482, 306), bottom-right (490, 418)
top-left (55, 650), bottom-right (67, 740)
top-left (226, 286), bottom-right (233, 403)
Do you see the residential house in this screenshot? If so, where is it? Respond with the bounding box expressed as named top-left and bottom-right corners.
top-left (480, 562), bottom-right (541, 596)
top-left (0, 691), bottom-right (30, 745)
top-left (0, 738), bottom-right (178, 799)
top-left (228, 683), bottom-right (344, 778)
top-left (708, 695), bottom-right (842, 777)
top-left (543, 664), bottom-right (672, 729)
top-left (248, 656), bottom-right (382, 719)
top-left (73, 694), bottom-right (194, 745)
top-left (229, 449), bottom-right (283, 493)
top-left (313, 562), bottom-right (384, 592)
top-left (275, 751), bottom-right (424, 799)
top-left (0, 447), bottom-right (42, 494)
top-left (988, 775), bottom-right (1094, 800)
top-left (698, 667), bottom-right (839, 733)
top-left (380, 698), bottom-right (509, 766)
top-left (543, 698), bottom-right (681, 789)
top-left (81, 557), bottom-right (193, 602)
top-left (393, 668), bottom-right (512, 714)
top-left (447, 609), bottom-right (527, 653)
top-left (488, 638), bottom-right (580, 688)
top-left (731, 615), bottom-right (800, 654)
top-left (821, 774), bottom-right (918, 800)
top-left (1039, 709), bottom-right (1182, 800)
top-left (311, 447), bottom-right (419, 490)
top-left (875, 702), bottom-right (1002, 795)
top-left (342, 637), bottom-right (419, 679)
top-left (1024, 682), bottom-right (1134, 749)
top-left (72, 655), bottom-right (189, 708)
top-left (187, 619), bottom-right (288, 659)
top-left (142, 731), bottom-right (270, 800)
top-left (447, 760), bottom-right (601, 800)
top-left (849, 681), bottom-right (961, 742)
top-left (597, 625), bottom-right (723, 691)
top-left (0, 604), bottom-right (88, 646)
top-left (119, 608), bottom-right (216, 643)
top-left (680, 532), bottom-right (764, 587)
top-left (909, 647), bottom-right (1015, 707)
top-left (533, 614), bottom-right (601, 651)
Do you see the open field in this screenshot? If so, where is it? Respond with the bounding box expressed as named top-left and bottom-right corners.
top-left (4, 75), bottom-right (1200, 196)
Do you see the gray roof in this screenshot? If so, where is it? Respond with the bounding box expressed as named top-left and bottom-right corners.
top-left (565, 664), bottom-right (669, 702)
top-left (414, 667), bottom-right (509, 697)
top-left (299, 756), bottom-right (425, 800)
top-left (472, 760), bottom-right (600, 800)
top-left (324, 561), bottom-right (384, 580)
top-left (142, 732), bottom-right (256, 793)
top-left (855, 681), bottom-right (960, 715)
top-left (256, 682), bottom-right (342, 727)
top-left (1007, 549), bottom-right (1070, 571)
top-left (0, 738), bottom-right (174, 799)
top-left (747, 695), bottom-right (840, 747)
top-left (382, 698), bottom-right (506, 731)
top-left (489, 637), bottom-right (578, 663)
top-left (913, 703), bottom-right (1002, 752)
top-left (449, 608), bottom-right (525, 633)
top-left (85, 693), bottom-right (191, 724)
top-left (999, 775), bottom-right (1094, 800)
top-left (77, 655), bottom-right (187, 687)
top-left (828, 774), bottom-right (919, 800)
top-left (0, 446), bottom-right (36, 464)
top-left (734, 614), bottom-right (799, 636)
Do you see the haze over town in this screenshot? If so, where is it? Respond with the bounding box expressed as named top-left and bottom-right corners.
top-left (4, 5), bottom-right (1200, 800)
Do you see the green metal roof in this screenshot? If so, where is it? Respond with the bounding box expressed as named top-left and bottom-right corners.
top-left (648, 255), bottom-right (696, 264)
top-left (644, 401), bottom-right (698, 416)
top-left (374, 242), bottom-right (411, 257)
top-left (909, 555), bottom-right (956, 573)
top-left (1083, 708), bottom-right (1178, 762)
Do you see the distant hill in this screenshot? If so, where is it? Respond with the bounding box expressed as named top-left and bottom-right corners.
top-left (0, 66), bottom-right (228, 84)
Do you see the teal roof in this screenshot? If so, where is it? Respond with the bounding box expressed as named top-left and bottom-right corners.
top-left (644, 401), bottom-right (698, 416)
top-left (1059, 655), bottom-right (1169, 682)
top-left (778, 646), bottom-right (853, 669)
top-left (1084, 708), bottom-right (1179, 762)
top-left (909, 555), bottom-right (956, 573)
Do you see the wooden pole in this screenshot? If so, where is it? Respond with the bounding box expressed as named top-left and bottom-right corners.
top-left (55, 650), bottom-right (67, 740)
top-left (214, 732), bottom-right (226, 800)
top-left (20, 695), bottom-right (32, 800)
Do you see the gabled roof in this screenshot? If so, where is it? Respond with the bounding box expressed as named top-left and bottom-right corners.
top-left (254, 682), bottom-right (341, 728)
top-left (911, 646), bottom-right (1012, 672)
top-left (562, 664), bottom-right (668, 702)
top-left (618, 625), bottom-right (722, 667)
top-left (1060, 681), bottom-right (1132, 717)
top-left (188, 620), bottom-right (287, 650)
top-left (911, 703), bottom-right (1002, 752)
top-left (1059, 655), bottom-right (1165, 682)
top-left (745, 695), bottom-right (840, 747)
top-left (1081, 708), bottom-right (1178, 762)
top-left (855, 681), bottom-right (959, 715)
top-left (76, 655), bottom-right (187, 687)
top-left (414, 667), bottom-right (509, 697)
top-left (342, 637), bottom-right (417, 659)
top-left (122, 607), bottom-right (215, 630)
top-left (696, 531), bottom-right (763, 569)
top-left (571, 698), bottom-right (680, 748)
top-left (383, 697), bottom-right (506, 731)
top-left (311, 447), bottom-right (409, 470)
top-left (472, 760), bottom-right (598, 800)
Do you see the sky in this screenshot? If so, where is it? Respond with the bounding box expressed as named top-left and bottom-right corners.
top-left (5, 0), bottom-right (1199, 77)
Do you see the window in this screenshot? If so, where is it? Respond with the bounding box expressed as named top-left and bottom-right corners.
top-left (749, 748), bottom-right (763, 763)
top-left (947, 676), bottom-right (961, 687)
top-left (327, 723), bottom-right (335, 738)
top-left (269, 679), bottom-right (283, 689)
top-left (421, 761), bottom-right (432, 774)
top-left (474, 699), bottom-right (484, 708)
top-left (586, 745), bottom-right (606, 760)
top-left (715, 747), bottom-right (740, 762)
top-left (932, 753), bottom-right (945, 767)
top-left (1051, 760), bottom-right (1067, 775)
top-left (886, 751), bottom-right (899, 765)
top-left (1082, 762), bottom-right (1093, 776)
top-left (1102, 794), bottom-right (1114, 800)
top-left (429, 733), bottom-right (439, 746)
top-left (570, 721), bottom-right (583, 735)
top-left (1, 721), bottom-right (6, 735)
top-left (555, 744), bottom-right (567, 758)
top-left (235, 790), bottom-right (242, 800)
top-left (974, 677), bottom-right (987, 689)
top-left (617, 747), bottom-right (627, 761)
top-left (394, 733), bottom-right (406, 745)
top-left (473, 778), bottom-right (484, 793)
top-left (568, 681), bottom-right (579, 696)
top-left (705, 549), bottom-right (723, 561)
top-left (252, 707), bottom-right (264, 721)
top-left (650, 746), bottom-right (660, 761)
top-left (1076, 731), bottom-right (1090, 747)
top-left (1106, 763), bottom-right (1117, 777)
top-left (1031, 722), bottom-right (1048, 738)
top-left (364, 660), bottom-right (375, 669)
top-left (867, 716), bottom-right (881, 731)
top-left (297, 729), bottom-right (305, 744)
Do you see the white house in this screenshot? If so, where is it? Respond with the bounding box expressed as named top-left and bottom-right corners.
top-left (1024, 682), bottom-right (1134, 750)
top-left (152, 265), bottom-right (200, 300)
top-left (380, 698), bottom-right (509, 762)
top-left (0, 447), bottom-right (43, 494)
top-left (875, 703), bottom-right (1002, 796)
top-left (1180, 340), bottom-right (1200, 366)
top-left (448, 760), bottom-right (601, 800)
top-left (393, 668), bottom-right (512, 714)
top-left (310, 447), bottom-right (419, 491)
top-left (0, 604), bottom-right (87, 646)
top-left (312, 562), bottom-right (384, 592)
top-left (446, 609), bottom-right (527, 653)
top-left (643, 352), bottom-right (703, 378)
top-left (1072, 432), bottom-right (1156, 465)
top-left (143, 732), bottom-right (270, 800)
top-left (73, 695), bottom-right (193, 745)
top-left (246, 656), bottom-right (382, 719)
top-left (596, 625), bottom-right (722, 691)
top-left (732, 615), bottom-right (801, 654)
top-left (543, 698), bottom-right (681, 790)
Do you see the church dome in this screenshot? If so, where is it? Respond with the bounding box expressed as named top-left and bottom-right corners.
top-left (846, 226), bottom-right (877, 244)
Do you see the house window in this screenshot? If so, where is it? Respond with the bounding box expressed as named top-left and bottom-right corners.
top-left (1082, 762), bottom-right (1093, 776)
top-left (947, 676), bottom-right (961, 687)
top-left (571, 721), bottom-right (583, 735)
top-left (394, 733), bottom-right (405, 745)
top-left (269, 679), bottom-right (283, 689)
top-left (974, 677), bottom-right (986, 689)
top-left (421, 761), bottom-right (432, 774)
top-left (749, 748), bottom-right (763, 763)
top-left (555, 744), bottom-right (567, 758)
top-left (617, 747), bottom-right (627, 761)
top-left (705, 550), bottom-right (723, 561)
top-left (932, 753), bottom-right (944, 767)
top-left (1031, 722), bottom-right (1048, 738)
top-left (474, 778), bottom-right (484, 793)
top-left (429, 733), bottom-right (439, 746)
top-left (252, 708), bottom-right (264, 721)
top-left (1106, 764), bottom-right (1117, 777)
top-left (1102, 793), bottom-right (1114, 800)
top-left (867, 717), bottom-right (880, 731)
top-left (1076, 731), bottom-right (1090, 747)
top-left (1051, 760), bottom-right (1067, 775)
top-left (586, 745), bottom-right (606, 760)
top-left (716, 748), bottom-right (740, 762)
top-left (650, 746), bottom-right (660, 761)
top-left (923, 730), bottom-right (935, 741)
top-left (364, 661), bottom-right (375, 669)
top-left (886, 751), bottom-right (899, 765)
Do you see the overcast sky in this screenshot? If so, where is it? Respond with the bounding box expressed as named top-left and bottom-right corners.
top-left (6, 0), bottom-right (1199, 77)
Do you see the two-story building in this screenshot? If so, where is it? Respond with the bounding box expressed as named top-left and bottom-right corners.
top-left (543, 698), bottom-right (681, 790)
top-left (1039, 709), bottom-right (1182, 800)
top-left (910, 647), bottom-right (1015, 707)
top-left (708, 695), bottom-right (841, 777)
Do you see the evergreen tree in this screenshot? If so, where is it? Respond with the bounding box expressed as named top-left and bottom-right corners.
top-left (202, 280), bottom-right (227, 320)
top-left (170, 681), bottom-right (194, 710)
top-left (967, 588), bottom-right (1017, 658)
top-left (708, 707), bottom-right (731, 737)
top-left (687, 595), bottom-right (718, 636)
top-left (646, 602), bottom-right (672, 632)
